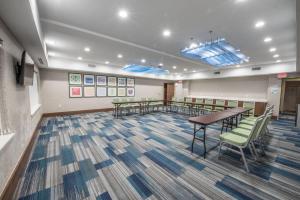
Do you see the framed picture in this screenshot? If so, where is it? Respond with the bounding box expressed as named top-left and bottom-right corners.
top-left (84, 74), bottom-right (95, 85)
top-left (69, 86), bottom-right (82, 98)
top-left (96, 75), bottom-right (107, 86)
top-left (108, 87), bottom-right (117, 97)
top-left (83, 87), bottom-right (95, 97)
top-left (69, 73), bottom-right (82, 85)
top-left (127, 88), bottom-right (135, 97)
top-left (118, 77), bottom-right (126, 87)
top-left (117, 88), bottom-right (126, 97)
top-left (127, 78), bottom-right (135, 87)
top-left (97, 87), bottom-right (107, 97)
top-left (108, 77), bottom-right (117, 87)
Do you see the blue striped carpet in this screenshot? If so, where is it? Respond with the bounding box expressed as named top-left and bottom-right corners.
top-left (13, 112), bottom-right (300, 199)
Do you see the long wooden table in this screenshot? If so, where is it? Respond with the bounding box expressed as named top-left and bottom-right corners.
top-left (188, 107), bottom-right (252, 158)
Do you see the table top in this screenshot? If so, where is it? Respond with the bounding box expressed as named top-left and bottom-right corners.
top-left (112, 100), bottom-right (164, 104)
top-left (168, 100), bottom-right (234, 108)
top-left (188, 107), bottom-right (251, 126)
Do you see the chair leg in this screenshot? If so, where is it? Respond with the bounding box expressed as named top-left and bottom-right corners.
top-left (218, 142), bottom-right (223, 159)
top-left (248, 144), bottom-right (257, 161)
top-left (251, 142), bottom-right (259, 159)
top-left (240, 148), bottom-right (249, 172)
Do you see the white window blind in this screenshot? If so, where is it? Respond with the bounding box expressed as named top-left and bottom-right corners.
top-left (29, 72), bottom-right (40, 115)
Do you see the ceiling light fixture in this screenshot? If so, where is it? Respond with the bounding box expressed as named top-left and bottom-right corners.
top-left (264, 37), bottom-right (272, 43)
top-left (255, 21), bottom-right (265, 28)
top-left (141, 59), bottom-right (146, 63)
top-left (236, 64), bottom-right (241, 68)
top-left (276, 60), bottom-right (282, 63)
top-left (193, 70), bottom-right (196, 73)
top-left (117, 54), bottom-right (123, 58)
top-left (162, 29), bottom-right (171, 37)
top-left (269, 47), bottom-right (277, 52)
top-left (105, 61), bottom-right (110, 64)
top-left (84, 47), bottom-right (90, 52)
top-left (48, 52), bottom-right (56, 57)
top-left (273, 54), bottom-right (279, 58)
top-left (77, 56), bottom-right (82, 60)
top-left (45, 40), bottom-right (56, 46)
top-left (172, 66), bottom-right (177, 69)
top-left (118, 9), bottom-right (128, 19)
top-left (158, 63), bottom-right (163, 66)
top-left (184, 68), bottom-right (187, 71)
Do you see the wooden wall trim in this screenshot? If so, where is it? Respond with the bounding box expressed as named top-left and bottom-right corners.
top-left (0, 117), bottom-right (43, 200)
top-left (43, 108), bottom-right (114, 117)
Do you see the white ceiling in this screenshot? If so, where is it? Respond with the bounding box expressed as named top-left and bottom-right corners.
top-left (38, 0), bottom-right (297, 75)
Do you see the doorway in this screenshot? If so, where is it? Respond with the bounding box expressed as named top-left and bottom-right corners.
top-left (281, 80), bottom-right (300, 114)
top-left (164, 83), bottom-right (175, 104)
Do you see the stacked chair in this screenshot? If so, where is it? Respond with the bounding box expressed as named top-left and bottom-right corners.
top-left (218, 105), bottom-right (274, 172)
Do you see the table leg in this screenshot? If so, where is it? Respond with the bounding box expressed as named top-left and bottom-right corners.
top-left (192, 123), bottom-right (196, 152)
top-left (203, 126), bottom-right (207, 159)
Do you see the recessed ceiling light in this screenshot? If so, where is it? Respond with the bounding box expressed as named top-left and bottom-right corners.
top-left (117, 54), bottom-right (123, 58)
top-left (255, 21), bottom-right (265, 28)
top-left (105, 61), bottom-right (110, 64)
top-left (118, 9), bottom-right (128, 19)
top-left (162, 29), bottom-right (171, 37)
top-left (84, 47), bottom-right (90, 52)
top-left (77, 56), bottom-right (82, 60)
top-left (276, 60), bottom-right (282, 63)
top-left (235, 0), bottom-right (247, 3)
top-left (141, 59), bottom-right (146, 63)
top-left (264, 37), bottom-right (272, 43)
top-left (189, 43), bottom-right (198, 49)
top-left (158, 63), bottom-right (163, 66)
top-left (172, 66), bottom-right (177, 69)
top-left (273, 54), bottom-right (279, 58)
top-left (184, 68), bottom-right (187, 71)
top-left (48, 52), bottom-right (56, 57)
top-left (236, 64), bottom-right (241, 68)
top-left (45, 40), bottom-right (56, 46)
top-left (192, 70), bottom-right (196, 73)
top-left (269, 47), bottom-right (277, 52)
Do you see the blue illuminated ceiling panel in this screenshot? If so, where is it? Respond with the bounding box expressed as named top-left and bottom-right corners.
top-left (181, 38), bottom-right (249, 67)
top-left (122, 64), bottom-right (169, 75)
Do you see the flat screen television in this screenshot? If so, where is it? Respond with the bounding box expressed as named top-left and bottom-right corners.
top-left (16, 51), bottom-right (34, 86)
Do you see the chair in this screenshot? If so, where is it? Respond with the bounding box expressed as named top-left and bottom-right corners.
top-left (183, 97), bottom-right (193, 115)
top-left (243, 101), bottom-right (255, 117)
top-left (148, 97), bottom-right (163, 112)
top-left (219, 117), bottom-right (264, 172)
top-left (215, 99), bottom-right (225, 111)
top-left (204, 99), bottom-right (213, 113)
top-left (194, 98), bottom-right (204, 115)
top-left (227, 100), bottom-right (238, 108)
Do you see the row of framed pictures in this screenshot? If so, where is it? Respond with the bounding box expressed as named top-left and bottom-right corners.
top-left (69, 73), bottom-right (135, 87)
top-left (70, 86), bottom-right (135, 98)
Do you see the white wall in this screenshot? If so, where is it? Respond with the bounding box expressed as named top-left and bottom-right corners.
top-left (189, 76), bottom-right (269, 102)
top-left (40, 69), bottom-right (165, 113)
top-left (188, 75), bottom-right (282, 116)
top-left (0, 18), bottom-right (42, 195)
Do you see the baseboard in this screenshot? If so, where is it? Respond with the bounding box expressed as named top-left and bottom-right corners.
top-left (43, 108), bottom-right (114, 117)
top-left (0, 116), bottom-right (43, 200)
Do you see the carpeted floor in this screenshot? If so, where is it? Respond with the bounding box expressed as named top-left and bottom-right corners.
top-left (13, 112), bottom-right (300, 199)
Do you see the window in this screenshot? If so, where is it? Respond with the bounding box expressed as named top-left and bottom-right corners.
top-left (29, 72), bottom-right (40, 115)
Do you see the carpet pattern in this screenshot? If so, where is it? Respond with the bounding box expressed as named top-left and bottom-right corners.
top-left (13, 112), bottom-right (300, 200)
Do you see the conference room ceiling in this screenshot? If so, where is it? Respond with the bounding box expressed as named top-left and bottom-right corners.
top-left (38, 0), bottom-right (296, 74)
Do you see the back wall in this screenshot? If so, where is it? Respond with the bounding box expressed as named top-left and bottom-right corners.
top-left (40, 69), bottom-right (165, 113)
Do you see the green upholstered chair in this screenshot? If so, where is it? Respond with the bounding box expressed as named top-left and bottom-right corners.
top-left (227, 100), bottom-right (238, 108)
top-left (218, 117), bottom-right (264, 172)
top-left (204, 99), bottom-right (213, 113)
top-left (148, 97), bottom-right (163, 112)
top-left (215, 99), bottom-right (225, 111)
top-left (243, 101), bottom-right (255, 116)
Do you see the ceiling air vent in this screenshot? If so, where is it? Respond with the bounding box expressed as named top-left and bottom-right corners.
top-left (88, 64), bottom-right (96, 68)
top-left (252, 67), bottom-right (261, 71)
top-left (214, 71), bottom-right (221, 75)
top-left (38, 58), bottom-right (44, 65)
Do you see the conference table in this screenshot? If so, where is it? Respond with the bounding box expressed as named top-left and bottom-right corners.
top-left (112, 100), bottom-right (235, 118)
top-left (188, 107), bottom-right (252, 158)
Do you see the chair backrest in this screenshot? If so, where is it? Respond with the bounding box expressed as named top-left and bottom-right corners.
top-left (253, 113), bottom-right (272, 140)
top-left (215, 99), bottom-right (225, 111)
top-left (243, 116), bottom-right (264, 147)
top-left (228, 100), bottom-right (238, 107)
top-left (185, 97), bottom-right (193, 103)
top-left (195, 98), bottom-right (203, 103)
top-left (172, 97), bottom-right (177, 101)
top-left (112, 98), bottom-right (119, 103)
top-left (204, 99), bottom-right (213, 109)
top-left (243, 101), bottom-right (255, 115)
